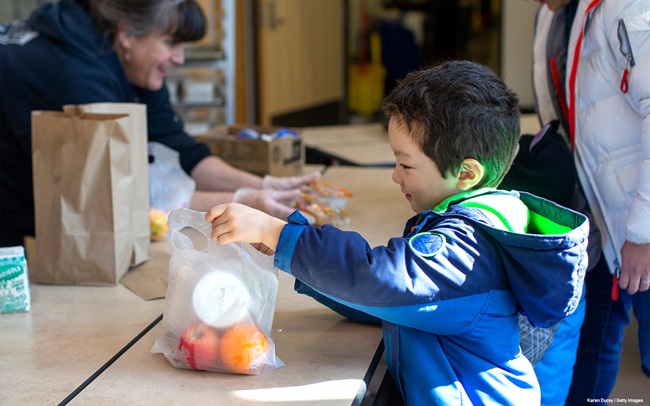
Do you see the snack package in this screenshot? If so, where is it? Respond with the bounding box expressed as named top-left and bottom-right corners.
top-left (151, 208), bottom-right (284, 375)
top-left (295, 179), bottom-right (352, 227)
top-left (0, 246), bottom-right (30, 313)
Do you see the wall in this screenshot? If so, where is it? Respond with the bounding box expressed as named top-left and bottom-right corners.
top-left (0, 0), bottom-right (50, 22)
top-left (501, 0), bottom-right (539, 110)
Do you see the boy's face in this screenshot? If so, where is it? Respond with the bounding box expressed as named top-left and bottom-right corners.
top-left (388, 119), bottom-right (461, 213)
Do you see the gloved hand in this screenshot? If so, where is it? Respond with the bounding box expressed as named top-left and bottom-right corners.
top-left (232, 188), bottom-right (315, 224)
top-left (262, 170), bottom-right (321, 190)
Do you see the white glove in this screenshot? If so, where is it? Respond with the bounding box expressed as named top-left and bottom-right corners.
top-left (232, 188), bottom-right (315, 224)
top-left (262, 171), bottom-right (321, 190)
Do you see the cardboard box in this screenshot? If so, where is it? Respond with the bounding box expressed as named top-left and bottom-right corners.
top-left (195, 124), bottom-right (304, 176)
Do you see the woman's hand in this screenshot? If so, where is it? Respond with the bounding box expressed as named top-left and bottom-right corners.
top-left (262, 171), bottom-right (321, 190)
top-left (231, 187), bottom-right (315, 224)
top-left (231, 188), bottom-right (298, 220)
top-left (620, 240), bottom-right (650, 295)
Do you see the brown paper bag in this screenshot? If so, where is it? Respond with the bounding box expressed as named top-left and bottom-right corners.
top-left (31, 103), bottom-right (150, 285)
top-left (64, 103), bottom-right (150, 266)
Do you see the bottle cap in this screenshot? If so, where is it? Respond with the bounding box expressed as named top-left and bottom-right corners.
top-left (192, 272), bottom-right (251, 329)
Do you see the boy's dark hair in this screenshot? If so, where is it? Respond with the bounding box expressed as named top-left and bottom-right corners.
top-left (382, 60), bottom-right (521, 189)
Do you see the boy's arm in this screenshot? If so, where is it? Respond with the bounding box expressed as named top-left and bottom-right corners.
top-left (281, 218), bottom-right (500, 335)
top-left (206, 203), bottom-right (286, 252)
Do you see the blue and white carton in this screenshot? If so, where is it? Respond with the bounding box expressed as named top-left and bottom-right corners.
top-left (0, 246), bottom-right (31, 313)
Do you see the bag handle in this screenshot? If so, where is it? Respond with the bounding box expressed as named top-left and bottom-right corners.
top-left (168, 208), bottom-right (213, 252)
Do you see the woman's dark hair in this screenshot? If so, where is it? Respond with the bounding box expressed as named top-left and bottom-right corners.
top-left (382, 60), bottom-right (521, 189)
top-left (84, 0), bottom-right (206, 44)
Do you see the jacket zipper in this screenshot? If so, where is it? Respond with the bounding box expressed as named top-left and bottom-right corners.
top-left (617, 19), bottom-right (636, 94)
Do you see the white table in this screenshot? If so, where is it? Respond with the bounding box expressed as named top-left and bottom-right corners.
top-left (71, 271), bottom-right (382, 406)
top-left (302, 123), bottom-right (395, 166)
top-left (71, 166), bottom-right (409, 405)
top-left (1, 165), bottom-right (411, 406)
top-left (0, 284), bottom-right (162, 405)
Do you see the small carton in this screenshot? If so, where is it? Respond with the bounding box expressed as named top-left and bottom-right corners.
top-left (0, 246), bottom-right (30, 313)
top-left (195, 124), bottom-right (304, 177)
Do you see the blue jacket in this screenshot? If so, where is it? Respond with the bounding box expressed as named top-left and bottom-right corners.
top-left (0, 0), bottom-right (211, 246)
top-left (275, 189), bottom-right (588, 405)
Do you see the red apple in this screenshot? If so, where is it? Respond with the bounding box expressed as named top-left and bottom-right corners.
top-left (178, 323), bottom-right (220, 371)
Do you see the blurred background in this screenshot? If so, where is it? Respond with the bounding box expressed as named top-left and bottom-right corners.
top-left (0, 0), bottom-right (540, 132)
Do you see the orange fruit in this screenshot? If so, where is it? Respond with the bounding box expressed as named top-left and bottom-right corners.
top-left (178, 323), bottom-right (220, 371)
top-left (150, 208), bottom-right (169, 241)
top-left (220, 323), bottom-right (269, 374)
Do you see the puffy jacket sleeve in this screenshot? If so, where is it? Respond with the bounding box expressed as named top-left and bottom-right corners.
top-left (621, 7), bottom-right (650, 244)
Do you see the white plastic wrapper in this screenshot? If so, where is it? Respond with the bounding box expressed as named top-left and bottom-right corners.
top-left (148, 142), bottom-right (196, 214)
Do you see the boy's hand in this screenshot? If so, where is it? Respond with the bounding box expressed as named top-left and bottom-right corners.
top-left (205, 203), bottom-right (286, 252)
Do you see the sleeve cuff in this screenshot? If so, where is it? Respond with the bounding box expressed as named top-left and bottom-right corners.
top-left (274, 210), bottom-right (309, 273)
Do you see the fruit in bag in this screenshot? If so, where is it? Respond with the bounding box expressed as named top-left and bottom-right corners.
top-left (178, 323), bottom-right (220, 371)
top-left (220, 323), bottom-right (269, 374)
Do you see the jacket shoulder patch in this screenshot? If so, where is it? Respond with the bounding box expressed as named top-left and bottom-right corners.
top-left (409, 232), bottom-right (445, 257)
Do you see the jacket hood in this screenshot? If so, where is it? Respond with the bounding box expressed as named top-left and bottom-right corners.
top-left (27, 0), bottom-right (106, 54)
top-left (430, 189), bottom-right (589, 328)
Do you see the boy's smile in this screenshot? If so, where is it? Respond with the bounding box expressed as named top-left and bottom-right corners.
top-left (388, 118), bottom-right (461, 213)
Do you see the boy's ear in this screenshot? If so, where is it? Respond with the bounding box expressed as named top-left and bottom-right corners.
top-left (456, 158), bottom-right (484, 190)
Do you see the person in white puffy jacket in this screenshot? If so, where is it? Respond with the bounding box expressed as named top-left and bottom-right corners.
top-left (534, 0), bottom-right (650, 404)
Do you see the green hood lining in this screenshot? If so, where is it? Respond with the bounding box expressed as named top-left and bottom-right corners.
top-left (433, 188), bottom-right (573, 235)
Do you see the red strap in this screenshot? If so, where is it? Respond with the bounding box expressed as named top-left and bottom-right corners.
top-left (568, 0), bottom-right (603, 148)
top-left (611, 275), bottom-right (619, 301)
top-left (550, 57), bottom-right (570, 122)
top-left (620, 68), bottom-right (630, 93)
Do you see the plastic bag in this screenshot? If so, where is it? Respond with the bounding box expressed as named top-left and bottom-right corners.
top-left (148, 142), bottom-right (196, 241)
top-left (148, 142), bottom-right (196, 213)
top-left (294, 179), bottom-right (351, 228)
top-left (151, 208), bottom-right (284, 374)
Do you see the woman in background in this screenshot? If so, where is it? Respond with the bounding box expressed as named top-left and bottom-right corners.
top-left (0, 0), bottom-right (316, 247)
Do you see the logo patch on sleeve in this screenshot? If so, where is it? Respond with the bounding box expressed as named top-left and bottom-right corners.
top-left (408, 232), bottom-right (445, 257)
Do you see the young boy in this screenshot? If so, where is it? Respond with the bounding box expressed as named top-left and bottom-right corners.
top-left (206, 60), bottom-right (589, 405)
